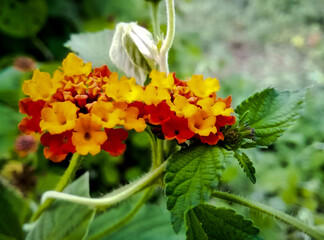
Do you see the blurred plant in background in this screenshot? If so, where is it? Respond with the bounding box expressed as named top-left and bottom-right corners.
top-left (0, 0), bottom-right (323, 240)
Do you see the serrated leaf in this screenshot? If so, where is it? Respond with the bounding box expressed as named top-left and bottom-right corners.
top-left (234, 151), bottom-right (256, 184)
top-left (0, 0), bottom-right (47, 38)
top-left (26, 172), bottom-right (95, 240)
top-left (65, 29), bottom-right (115, 68)
top-left (109, 22), bottom-right (158, 85)
top-left (165, 145), bottom-right (234, 233)
top-left (235, 88), bottom-right (304, 146)
top-left (186, 204), bottom-right (261, 240)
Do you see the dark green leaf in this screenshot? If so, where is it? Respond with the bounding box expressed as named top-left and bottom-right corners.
top-left (0, 0), bottom-right (47, 38)
top-left (186, 204), bottom-right (261, 240)
top-left (0, 180), bottom-right (31, 240)
top-left (235, 88), bottom-right (304, 146)
top-left (165, 144), bottom-right (234, 233)
top-left (26, 172), bottom-right (95, 240)
top-left (234, 151), bottom-right (256, 184)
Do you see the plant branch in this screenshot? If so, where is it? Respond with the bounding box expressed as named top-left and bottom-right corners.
top-left (30, 153), bottom-right (82, 222)
top-left (41, 160), bottom-right (167, 208)
top-left (88, 188), bottom-right (153, 240)
top-left (151, 1), bottom-right (161, 40)
top-left (30, 36), bottom-right (54, 61)
top-left (213, 190), bottom-right (324, 240)
top-left (159, 0), bottom-right (175, 73)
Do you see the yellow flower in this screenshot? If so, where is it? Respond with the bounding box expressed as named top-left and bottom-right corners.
top-left (91, 101), bottom-right (126, 128)
top-left (105, 73), bottom-right (144, 103)
top-left (72, 114), bottom-right (107, 155)
top-left (168, 95), bottom-right (198, 118)
top-left (197, 98), bottom-right (234, 116)
top-left (143, 84), bottom-right (171, 105)
top-left (22, 70), bottom-right (60, 101)
top-left (61, 53), bottom-right (92, 77)
top-left (149, 69), bottom-right (174, 89)
top-left (124, 107), bottom-right (146, 132)
top-left (187, 75), bottom-right (220, 98)
top-left (40, 101), bottom-right (78, 134)
top-left (188, 109), bottom-right (216, 136)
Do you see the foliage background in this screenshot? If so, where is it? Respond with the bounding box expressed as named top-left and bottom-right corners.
top-left (0, 0), bottom-right (323, 239)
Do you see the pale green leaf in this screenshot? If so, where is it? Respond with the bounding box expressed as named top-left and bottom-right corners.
top-left (88, 197), bottom-right (184, 240)
top-left (109, 22), bottom-right (158, 85)
top-left (165, 144), bottom-right (234, 233)
top-left (235, 88), bottom-right (304, 146)
top-left (26, 172), bottom-right (95, 240)
top-left (186, 204), bottom-right (261, 240)
top-left (234, 151), bottom-right (256, 184)
top-left (65, 29), bottom-right (115, 68)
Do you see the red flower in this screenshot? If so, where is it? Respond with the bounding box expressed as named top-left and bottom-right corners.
top-left (145, 101), bottom-right (174, 125)
top-left (128, 101), bottom-right (146, 118)
top-left (199, 132), bottom-right (224, 145)
top-left (216, 115), bottom-right (236, 128)
top-left (40, 131), bottom-right (76, 162)
top-left (101, 128), bottom-right (128, 156)
top-left (18, 98), bottom-right (45, 134)
top-left (161, 115), bottom-right (195, 144)
top-left (91, 65), bottom-right (112, 78)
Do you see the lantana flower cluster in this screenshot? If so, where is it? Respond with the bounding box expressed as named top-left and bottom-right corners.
top-left (19, 53), bottom-right (235, 162)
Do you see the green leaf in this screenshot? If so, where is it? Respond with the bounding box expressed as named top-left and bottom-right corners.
top-left (0, 0), bottom-right (47, 38)
top-left (185, 204), bottom-right (261, 240)
top-left (234, 151), bottom-right (256, 184)
top-left (88, 197), bottom-right (184, 240)
top-left (0, 180), bottom-right (31, 240)
top-left (110, 22), bottom-right (158, 85)
top-left (235, 88), bottom-right (304, 146)
top-left (65, 29), bottom-right (115, 69)
top-left (26, 172), bottom-right (95, 240)
top-left (165, 144), bottom-right (234, 233)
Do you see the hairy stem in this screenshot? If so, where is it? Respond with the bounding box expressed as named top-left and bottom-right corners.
top-left (30, 153), bottom-right (82, 222)
top-left (41, 161), bottom-right (167, 207)
top-left (213, 190), bottom-right (324, 240)
top-left (88, 188), bottom-right (153, 240)
top-left (159, 0), bottom-right (175, 73)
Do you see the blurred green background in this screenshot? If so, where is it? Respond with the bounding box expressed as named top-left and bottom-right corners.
top-left (0, 0), bottom-right (324, 239)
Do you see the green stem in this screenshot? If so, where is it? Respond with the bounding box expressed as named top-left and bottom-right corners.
top-left (30, 36), bottom-right (54, 61)
top-left (213, 190), bottom-right (324, 240)
top-left (30, 153), bottom-right (82, 222)
top-left (145, 128), bottom-right (157, 168)
top-left (88, 188), bottom-right (153, 240)
top-left (156, 139), bottom-right (164, 167)
top-left (41, 160), bottom-right (167, 208)
top-left (159, 0), bottom-right (175, 73)
top-left (151, 1), bottom-right (161, 40)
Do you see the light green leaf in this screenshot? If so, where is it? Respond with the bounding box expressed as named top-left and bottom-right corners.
top-left (0, 0), bottom-right (47, 38)
top-left (165, 144), bottom-right (234, 233)
top-left (0, 179), bottom-right (31, 240)
top-left (110, 22), bottom-right (158, 85)
top-left (235, 88), bottom-right (304, 146)
top-left (26, 172), bottom-right (95, 240)
top-left (0, 67), bottom-right (23, 108)
top-left (186, 204), bottom-right (261, 240)
top-left (89, 198), bottom-right (184, 240)
top-left (65, 29), bottom-right (115, 69)
top-left (234, 151), bottom-right (256, 184)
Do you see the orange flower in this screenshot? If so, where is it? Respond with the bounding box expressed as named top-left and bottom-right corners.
top-left (188, 109), bottom-right (217, 136)
top-left (91, 101), bottom-right (126, 128)
top-left (124, 106), bottom-right (147, 132)
top-left (71, 114), bottom-right (107, 155)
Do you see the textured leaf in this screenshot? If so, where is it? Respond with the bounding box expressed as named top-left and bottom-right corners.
top-left (186, 204), bottom-right (261, 240)
top-left (26, 172), bottom-right (95, 240)
top-left (234, 151), bottom-right (256, 184)
top-left (65, 29), bottom-right (115, 68)
top-left (235, 88), bottom-right (304, 146)
top-left (165, 144), bottom-right (234, 233)
top-left (109, 22), bottom-right (158, 85)
top-left (0, 0), bottom-right (47, 38)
